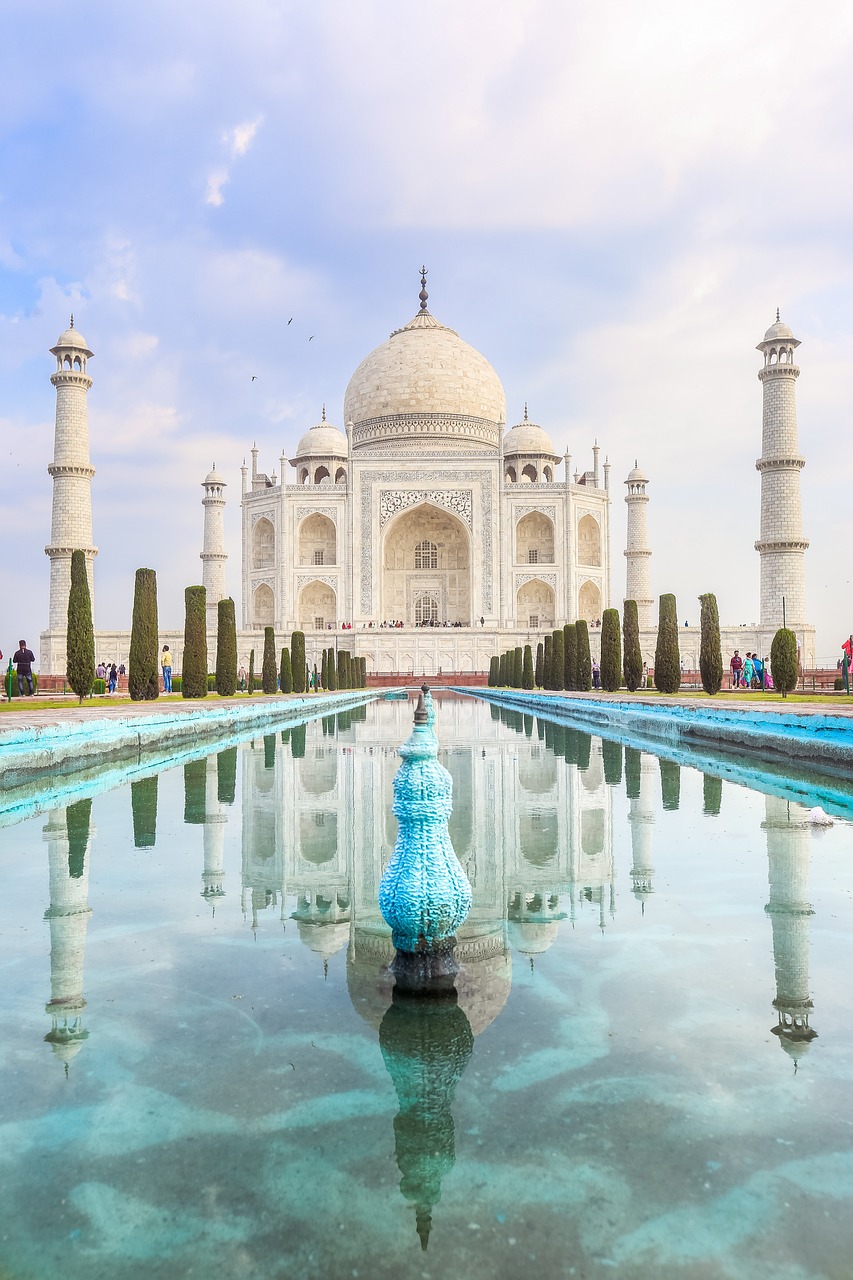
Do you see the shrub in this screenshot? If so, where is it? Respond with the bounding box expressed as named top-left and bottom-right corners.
top-left (291, 631), bottom-right (306, 694)
top-left (600, 608), bottom-right (622, 692)
top-left (512, 647), bottom-right (522, 688)
top-left (575, 620), bottom-right (592, 691)
top-left (770, 628), bottom-right (798, 697)
top-left (326, 647), bottom-right (337, 690)
top-left (129, 568), bottom-right (159, 701)
top-left (834, 676), bottom-right (845, 691)
top-left (698, 593), bottom-right (723, 696)
top-left (279, 646), bottom-right (293, 693)
top-left (534, 642), bottom-right (544, 688)
top-left (522, 644), bottom-right (534, 690)
top-left (551, 630), bottom-right (564, 690)
top-left (543, 634), bottom-right (553, 689)
top-left (93, 677), bottom-right (105, 695)
top-left (622, 600), bottom-right (643, 693)
top-left (215, 597), bottom-right (237, 696)
top-left (563, 623), bottom-right (577, 691)
top-left (262, 626), bottom-right (277, 694)
top-left (654, 594), bottom-right (681, 694)
top-left (488, 655), bottom-right (499, 687)
top-left (66, 549), bottom-right (96, 703)
top-left (182, 586), bottom-right (208, 698)
top-left (337, 649), bottom-right (347, 690)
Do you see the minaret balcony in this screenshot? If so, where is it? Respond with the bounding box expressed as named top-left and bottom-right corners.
top-left (755, 455), bottom-right (805, 472)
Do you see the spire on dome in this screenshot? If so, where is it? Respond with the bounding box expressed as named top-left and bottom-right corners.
top-left (777, 307), bottom-right (781, 322)
top-left (321, 403), bottom-right (326, 421)
top-left (523, 402), bottom-right (528, 421)
top-left (418, 266), bottom-right (429, 312)
top-left (70, 314), bottom-right (74, 328)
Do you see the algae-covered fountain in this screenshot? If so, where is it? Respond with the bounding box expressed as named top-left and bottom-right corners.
top-left (377, 687), bottom-right (474, 1247)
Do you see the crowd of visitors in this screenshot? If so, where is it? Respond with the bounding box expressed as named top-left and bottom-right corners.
top-left (729, 649), bottom-right (771, 689)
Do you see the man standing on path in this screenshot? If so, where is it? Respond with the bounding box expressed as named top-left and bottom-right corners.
top-left (14, 640), bottom-right (35, 696)
top-left (730, 650), bottom-right (743, 689)
top-left (161, 645), bottom-right (173, 694)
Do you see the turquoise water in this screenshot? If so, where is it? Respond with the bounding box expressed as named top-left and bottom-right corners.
top-left (1, 693), bottom-right (852, 1279)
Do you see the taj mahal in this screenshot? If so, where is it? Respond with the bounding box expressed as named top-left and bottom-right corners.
top-left (38, 274), bottom-right (816, 675)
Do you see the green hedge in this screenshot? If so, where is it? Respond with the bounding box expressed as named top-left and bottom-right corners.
top-left (4, 671), bottom-right (39, 697)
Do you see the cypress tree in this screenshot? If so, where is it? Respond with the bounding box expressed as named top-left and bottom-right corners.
top-left (600, 608), bottom-right (622, 692)
top-left (279, 646), bottom-right (293, 693)
top-left (625, 746), bottom-right (642, 799)
top-left (66, 798), bottom-right (92, 878)
top-left (575, 620), bottom-right (592, 691)
top-left (576, 732), bottom-right (591, 771)
top-left (654, 594), bottom-right (681, 694)
top-left (291, 722), bottom-right (306, 758)
top-left (131, 777), bottom-right (158, 848)
top-left (543, 633), bottom-right (553, 689)
top-left (262, 626), bottom-right (277, 694)
top-left (66, 548), bottom-right (96, 703)
top-left (698, 593), bottom-right (723, 696)
top-left (660, 759), bottom-right (681, 810)
top-left (313, 663), bottom-right (319, 691)
top-left (703, 773), bottom-right (723, 816)
top-left (337, 649), bottom-right (347, 689)
top-left (182, 586), bottom-right (208, 698)
top-left (128, 567), bottom-right (159, 701)
top-left (217, 746), bottom-right (237, 805)
top-left (326, 647), bottom-right (337, 690)
top-left (291, 631), bottom-right (306, 694)
top-left (320, 649), bottom-right (327, 689)
top-left (602, 738), bottom-right (623, 786)
top-left (183, 758), bottom-right (207, 823)
top-left (248, 648), bottom-right (255, 693)
top-left (488, 655), bottom-right (499, 687)
top-left (551, 629), bottom-right (564, 690)
top-left (535, 642), bottom-right (544, 688)
top-left (563, 623), bottom-right (577, 691)
top-left (514, 646), bottom-right (523, 688)
top-left (264, 733), bottom-right (276, 768)
top-left (522, 644), bottom-right (534, 689)
top-left (215, 597), bottom-right (237, 696)
top-left (497, 652), bottom-right (506, 685)
top-left (622, 600), bottom-right (643, 693)
top-left (770, 627), bottom-right (798, 697)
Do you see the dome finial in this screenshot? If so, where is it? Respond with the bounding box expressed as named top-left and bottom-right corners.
top-left (523, 402), bottom-right (528, 422)
top-left (418, 266), bottom-right (429, 312)
top-left (321, 403), bottom-right (326, 421)
top-left (70, 314), bottom-right (74, 329)
top-left (776, 307), bottom-right (780, 323)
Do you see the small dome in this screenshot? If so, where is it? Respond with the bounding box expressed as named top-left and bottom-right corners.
top-left (508, 920), bottom-right (560, 957)
top-left (763, 318), bottom-right (795, 342)
top-left (293, 412), bottom-right (348, 460)
top-left (50, 321), bottom-right (93, 358)
top-left (503, 410), bottom-right (557, 457)
top-left (626, 461), bottom-right (648, 484)
top-left (203, 466), bottom-right (225, 486)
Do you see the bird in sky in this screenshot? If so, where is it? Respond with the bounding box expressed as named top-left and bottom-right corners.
top-left (251, 375), bottom-right (258, 381)
top-left (309, 335), bottom-right (314, 342)
top-left (287, 318), bottom-right (293, 325)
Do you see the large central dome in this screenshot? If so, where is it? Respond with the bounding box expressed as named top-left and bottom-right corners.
top-left (343, 308), bottom-right (506, 452)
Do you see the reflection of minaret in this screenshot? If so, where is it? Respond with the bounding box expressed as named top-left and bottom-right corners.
top-left (202, 753), bottom-right (228, 909)
top-left (763, 796), bottom-right (817, 1061)
top-left (43, 801), bottom-right (94, 1072)
top-left (379, 986), bottom-right (473, 1250)
top-left (628, 752), bottom-right (656, 908)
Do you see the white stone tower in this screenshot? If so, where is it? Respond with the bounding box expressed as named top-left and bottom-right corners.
top-left (200, 464), bottom-right (228, 629)
top-left (763, 796), bottom-right (817, 1060)
top-left (43, 804), bottom-right (93, 1072)
top-left (624, 462), bottom-right (654, 629)
top-left (46, 318), bottom-right (97, 630)
top-left (202, 753), bottom-right (227, 909)
top-left (755, 314), bottom-right (808, 628)
top-left (628, 751), bottom-right (656, 908)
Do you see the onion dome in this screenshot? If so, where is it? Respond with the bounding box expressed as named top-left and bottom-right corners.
top-left (50, 315), bottom-right (93, 358)
top-left (293, 405), bottom-right (348, 459)
top-left (626, 460), bottom-right (648, 484)
top-left (758, 309), bottom-right (800, 351)
top-left (502, 405), bottom-right (559, 458)
top-left (203, 465), bottom-right (225, 486)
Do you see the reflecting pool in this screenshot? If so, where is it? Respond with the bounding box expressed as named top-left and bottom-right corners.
top-left (1, 693), bottom-right (852, 1279)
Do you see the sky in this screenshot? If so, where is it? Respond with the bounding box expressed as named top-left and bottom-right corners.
top-left (2, 0), bottom-right (852, 664)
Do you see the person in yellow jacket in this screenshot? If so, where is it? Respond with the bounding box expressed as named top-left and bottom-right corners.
top-left (161, 644), bottom-right (173, 693)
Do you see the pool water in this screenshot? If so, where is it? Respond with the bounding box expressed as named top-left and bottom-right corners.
top-left (1, 693), bottom-right (852, 1280)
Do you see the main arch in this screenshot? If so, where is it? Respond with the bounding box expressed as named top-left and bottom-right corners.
top-left (381, 503), bottom-right (471, 625)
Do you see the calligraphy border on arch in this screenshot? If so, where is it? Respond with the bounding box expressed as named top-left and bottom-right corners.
top-left (360, 471), bottom-right (494, 614)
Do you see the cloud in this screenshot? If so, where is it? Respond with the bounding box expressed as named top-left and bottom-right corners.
top-left (205, 115), bottom-right (264, 206)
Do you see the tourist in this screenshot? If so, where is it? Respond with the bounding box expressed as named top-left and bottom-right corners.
top-left (118, 662), bottom-right (126, 676)
top-left (108, 663), bottom-right (118, 693)
top-left (730, 650), bottom-right (743, 688)
top-left (592, 658), bottom-right (601, 689)
top-left (96, 661), bottom-right (106, 681)
top-left (752, 653), bottom-right (765, 688)
top-left (843, 635), bottom-right (853, 665)
top-left (238, 664), bottom-right (247, 692)
top-left (161, 644), bottom-right (173, 693)
top-left (13, 640), bottom-right (35, 696)
top-left (743, 652), bottom-right (755, 689)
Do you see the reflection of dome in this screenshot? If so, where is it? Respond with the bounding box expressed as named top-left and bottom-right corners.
top-left (296, 919), bottom-right (349, 958)
top-left (508, 920), bottom-right (559, 957)
top-left (346, 921), bottom-right (511, 1037)
top-left (503, 413), bottom-right (558, 458)
top-left (344, 308), bottom-right (506, 451)
top-left (294, 410), bottom-right (348, 459)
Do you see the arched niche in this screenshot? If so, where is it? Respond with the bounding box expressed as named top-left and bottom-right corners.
top-left (298, 580), bottom-right (336, 631)
top-left (252, 517), bottom-right (275, 568)
top-left (505, 465), bottom-right (517, 483)
top-left (578, 579), bottom-right (601, 624)
top-left (517, 578), bottom-right (555, 630)
top-left (382, 503), bottom-right (471, 626)
top-left (334, 466), bottom-right (347, 484)
top-left (519, 807), bottom-right (558, 866)
top-left (314, 465), bottom-right (330, 484)
top-left (299, 513), bottom-right (336, 566)
top-left (577, 514), bottom-right (601, 566)
top-left (516, 512), bottom-right (555, 564)
top-left (298, 811), bottom-right (337, 864)
top-left (253, 583), bottom-right (275, 627)
top-left (521, 463), bottom-right (538, 483)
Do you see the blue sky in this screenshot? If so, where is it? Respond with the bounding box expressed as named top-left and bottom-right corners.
top-left (2, 0), bottom-right (852, 662)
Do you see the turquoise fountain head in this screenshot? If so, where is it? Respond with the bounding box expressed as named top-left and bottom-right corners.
top-left (379, 690), bottom-right (472, 961)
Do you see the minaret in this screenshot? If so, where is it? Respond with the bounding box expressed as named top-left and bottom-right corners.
top-left (43, 801), bottom-right (94, 1072)
top-left (755, 313), bottom-right (808, 628)
top-left (200, 464), bottom-right (227, 629)
top-left (628, 752), bottom-right (656, 908)
top-left (201, 753), bottom-right (227, 909)
top-left (46, 318), bottom-right (97, 630)
top-left (763, 796), bottom-right (817, 1061)
top-left (624, 461), bottom-right (654, 629)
